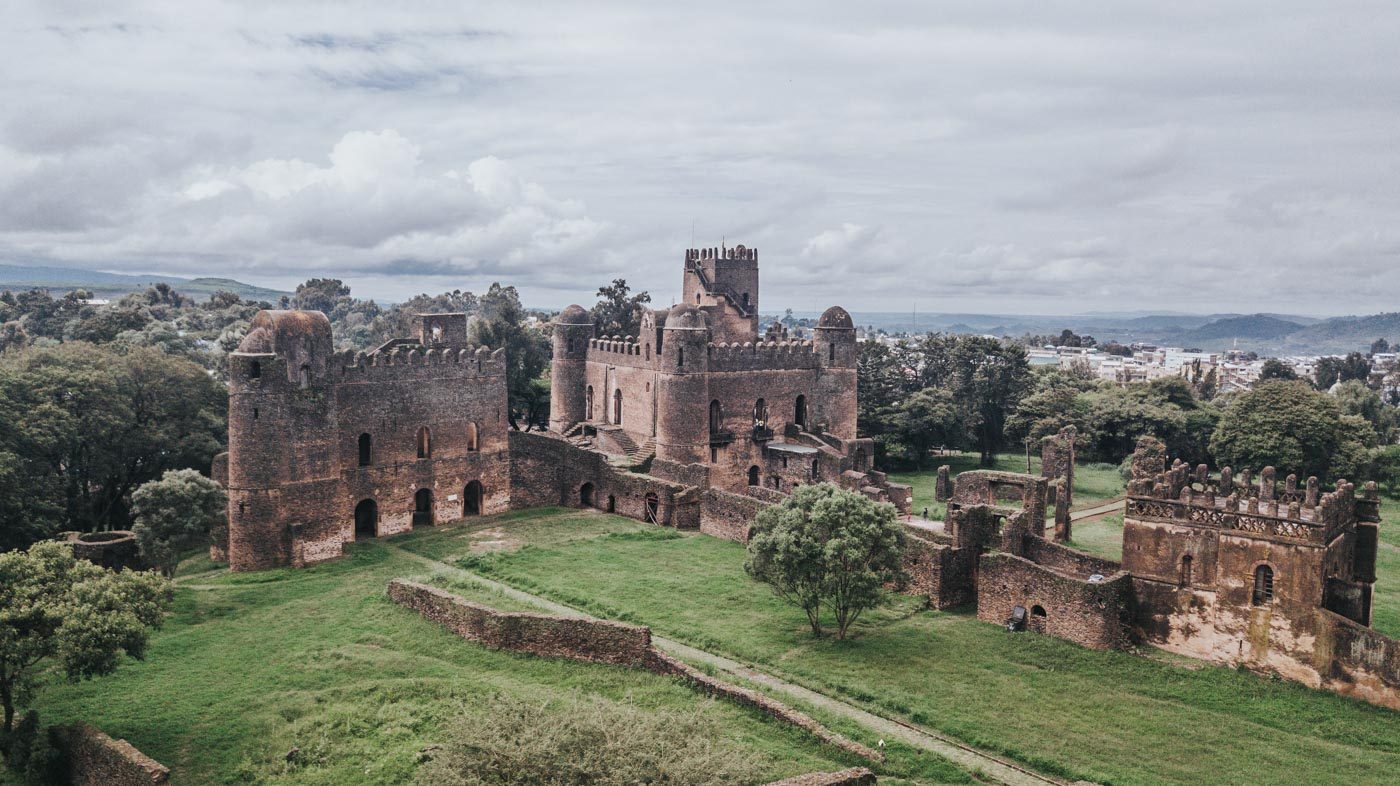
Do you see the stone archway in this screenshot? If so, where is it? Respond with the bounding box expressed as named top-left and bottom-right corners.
top-left (580, 482), bottom-right (595, 508)
top-left (413, 488), bottom-right (433, 528)
top-left (463, 481), bottom-right (484, 516)
top-left (354, 499), bottom-right (378, 540)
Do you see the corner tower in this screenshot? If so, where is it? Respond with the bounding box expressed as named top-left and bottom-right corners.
top-left (682, 245), bottom-right (759, 344)
top-left (550, 304), bottom-right (594, 433)
top-left (655, 303), bottom-right (710, 464)
top-left (814, 305), bottom-right (858, 440)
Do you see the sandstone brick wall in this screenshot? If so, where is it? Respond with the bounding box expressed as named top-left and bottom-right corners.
top-left (977, 553), bottom-right (1130, 650)
top-left (1021, 535), bottom-right (1122, 578)
top-left (699, 488), bottom-right (768, 542)
top-left (764, 769), bottom-right (876, 786)
top-left (53, 723), bottom-right (169, 786)
top-left (645, 649), bottom-right (882, 762)
top-left (388, 579), bottom-right (653, 667)
top-left (1316, 608), bottom-right (1400, 709)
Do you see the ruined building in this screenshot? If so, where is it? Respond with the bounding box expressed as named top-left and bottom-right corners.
top-left (910, 437), bottom-right (1397, 709)
top-left (215, 310), bottom-right (509, 571)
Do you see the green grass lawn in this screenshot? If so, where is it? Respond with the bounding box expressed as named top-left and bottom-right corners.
top-left (400, 509), bottom-right (1400, 786)
top-left (888, 452), bottom-right (1125, 521)
top-left (19, 520), bottom-right (917, 786)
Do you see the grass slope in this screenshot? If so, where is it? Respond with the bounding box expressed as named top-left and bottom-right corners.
top-left (398, 510), bottom-right (1400, 786)
top-left (21, 517), bottom-right (887, 786)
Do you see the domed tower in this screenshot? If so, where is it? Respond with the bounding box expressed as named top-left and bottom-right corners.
top-left (814, 306), bottom-right (858, 440)
top-left (655, 303), bottom-right (711, 464)
top-left (549, 304), bottom-right (594, 432)
top-left (226, 310), bottom-right (336, 571)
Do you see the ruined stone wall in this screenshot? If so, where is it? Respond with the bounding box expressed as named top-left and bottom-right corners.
top-left (1021, 535), bottom-right (1122, 578)
top-left (763, 770), bottom-right (876, 786)
top-left (978, 554), bottom-right (1131, 650)
top-left (1316, 609), bottom-right (1400, 709)
top-left (699, 488), bottom-right (769, 542)
top-left (64, 531), bottom-right (144, 571)
top-left (388, 579), bottom-right (654, 667)
top-left (53, 723), bottom-right (170, 786)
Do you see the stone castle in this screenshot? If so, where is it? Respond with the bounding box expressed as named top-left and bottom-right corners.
top-left (212, 245), bottom-right (1397, 710)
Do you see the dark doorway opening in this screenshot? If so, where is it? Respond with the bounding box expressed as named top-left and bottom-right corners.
top-left (748, 465), bottom-right (761, 486)
top-left (644, 493), bottom-right (660, 523)
top-left (354, 499), bottom-right (378, 540)
top-left (795, 395), bottom-right (807, 429)
top-left (606, 495), bottom-right (616, 513)
top-left (463, 481), bottom-right (483, 516)
top-left (613, 389), bottom-right (622, 425)
top-left (413, 489), bottom-right (433, 528)
top-left (1029, 605), bottom-right (1047, 634)
top-left (358, 433), bottom-right (372, 467)
top-left (580, 482), bottom-right (595, 508)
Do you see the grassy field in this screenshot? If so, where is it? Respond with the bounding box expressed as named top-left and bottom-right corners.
top-left (17, 511), bottom-right (927, 786)
top-left (888, 452), bottom-right (1125, 521)
top-left (391, 509), bottom-right (1400, 786)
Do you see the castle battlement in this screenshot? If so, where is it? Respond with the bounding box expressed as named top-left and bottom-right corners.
top-left (334, 345), bottom-right (506, 380)
top-left (705, 340), bottom-right (820, 372)
top-left (1126, 439), bottom-right (1379, 544)
top-left (588, 337), bottom-right (642, 358)
top-left (685, 245), bottom-right (757, 262)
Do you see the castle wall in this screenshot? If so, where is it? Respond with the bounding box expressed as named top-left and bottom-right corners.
top-left (53, 723), bottom-right (170, 786)
top-left (978, 553), bottom-right (1131, 650)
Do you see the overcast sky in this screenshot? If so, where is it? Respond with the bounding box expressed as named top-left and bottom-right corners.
top-left (4, 2), bottom-right (1400, 315)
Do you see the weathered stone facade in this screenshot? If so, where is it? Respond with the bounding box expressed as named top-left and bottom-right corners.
top-left (51, 723), bottom-right (170, 786)
top-left (217, 310), bottom-right (510, 571)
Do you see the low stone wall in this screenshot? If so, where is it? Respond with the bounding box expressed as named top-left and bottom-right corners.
top-left (977, 553), bottom-right (1130, 650)
top-left (645, 649), bottom-right (882, 762)
top-left (52, 723), bottom-right (169, 786)
top-left (388, 580), bottom-right (653, 667)
top-left (62, 531), bottom-right (145, 572)
top-left (1315, 609), bottom-right (1400, 710)
top-left (764, 768), bottom-right (876, 786)
top-left (1021, 534), bottom-right (1122, 579)
top-left (700, 488), bottom-right (770, 542)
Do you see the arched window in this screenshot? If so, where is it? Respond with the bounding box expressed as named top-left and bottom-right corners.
top-left (678, 347), bottom-right (684, 368)
top-left (812, 459), bottom-right (820, 478)
top-left (466, 422), bottom-right (479, 452)
top-left (568, 338), bottom-right (576, 353)
top-left (249, 361), bottom-right (261, 379)
top-left (709, 400), bottom-right (723, 434)
top-left (748, 465), bottom-right (761, 486)
top-left (795, 395), bottom-right (807, 429)
top-left (829, 343), bottom-right (836, 363)
top-left (752, 398), bottom-right (767, 428)
top-left (1179, 555), bottom-right (1193, 587)
top-left (646, 344), bottom-right (651, 360)
top-left (358, 433), bottom-right (372, 467)
top-left (417, 426), bottom-right (432, 459)
top-left (1252, 565), bottom-right (1275, 605)
top-left (586, 385), bottom-right (594, 420)
top-left (299, 364), bottom-right (311, 389)
top-left (613, 389), bottom-right (622, 425)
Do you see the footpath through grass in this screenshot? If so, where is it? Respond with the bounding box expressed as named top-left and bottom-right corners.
top-left (398, 509), bottom-right (1400, 786)
top-left (21, 514), bottom-right (910, 786)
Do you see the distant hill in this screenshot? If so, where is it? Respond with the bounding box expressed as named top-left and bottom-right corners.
top-left (0, 263), bottom-right (289, 303)
top-left (1173, 314), bottom-right (1306, 345)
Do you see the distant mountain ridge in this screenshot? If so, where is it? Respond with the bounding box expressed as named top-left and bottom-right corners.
top-left (0, 263), bottom-right (289, 302)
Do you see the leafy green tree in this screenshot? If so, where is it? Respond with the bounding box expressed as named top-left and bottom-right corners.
top-left (0, 541), bottom-right (171, 739)
top-left (471, 284), bottom-right (550, 430)
top-left (1210, 380), bottom-right (1370, 480)
top-left (1260, 358), bottom-right (1299, 382)
top-left (131, 470), bottom-right (226, 577)
top-left (1315, 353), bottom-right (1370, 389)
top-left (949, 337), bottom-right (1033, 466)
top-left (745, 484), bottom-right (905, 639)
top-left (1333, 380), bottom-right (1397, 444)
top-left (291, 278), bottom-right (352, 316)
top-left (1371, 338), bottom-right (1391, 356)
top-left (591, 279), bottom-right (651, 338)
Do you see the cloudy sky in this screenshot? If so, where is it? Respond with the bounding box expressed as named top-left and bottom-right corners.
top-left (4, 2), bottom-right (1400, 315)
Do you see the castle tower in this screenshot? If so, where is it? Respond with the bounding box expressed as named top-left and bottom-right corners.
top-left (813, 305), bottom-right (858, 440)
top-left (655, 303), bottom-right (710, 464)
top-left (225, 310), bottom-right (338, 571)
top-left (682, 245), bottom-right (759, 344)
top-left (549, 305), bottom-right (594, 432)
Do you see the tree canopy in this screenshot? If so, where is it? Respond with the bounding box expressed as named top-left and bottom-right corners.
top-left (591, 279), bottom-right (651, 338)
top-left (131, 470), bottom-right (227, 577)
top-left (1209, 380), bottom-right (1373, 480)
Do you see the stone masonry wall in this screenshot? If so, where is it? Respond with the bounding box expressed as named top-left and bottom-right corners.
top-left (977, 553), bottom-right (1131, 650)
top-left (763, 769), bottom-right (877, 786)
top-left (388, 579), bottom-right (653, 667)
top-left (699, 487), bottom-right (769, 542)
top-left (52, 723), bottom-right (170, 786)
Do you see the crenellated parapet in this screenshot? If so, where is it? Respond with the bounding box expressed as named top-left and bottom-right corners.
top-left (707, 340), bottom-right (820, 371)
top-left (334, 345), bottom-right (506, 381)
top-left (1125, 436), bottom-right (1378, 545)
top-left (685, 245), bottom-right (757, 263)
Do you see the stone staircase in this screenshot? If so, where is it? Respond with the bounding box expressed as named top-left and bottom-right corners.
top-left (627, 436), bottom-right (656, 472)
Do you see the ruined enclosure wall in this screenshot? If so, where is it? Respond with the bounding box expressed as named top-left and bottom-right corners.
top-left (1316, 609), bottom-right (1400, 709)
top-left (53, 723), bottom-right (170, 786)
top-left (977, 554), bottom-right (1130, 650)
top-left (510, 432), bottom-right (697, 528)
top-left (1021, 535), bottom-right (1122, 578)
top-left (763, 770), bottom-right (876, 786)
top-left (700, 488), bottom-right (768, 542)
top-left (389, 580), bottom-right (654, 667)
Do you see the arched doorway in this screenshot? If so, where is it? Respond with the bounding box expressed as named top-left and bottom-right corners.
top-left (644, 493), bottom-right (660, 523)
top-left (748, 465), bottom-right (761, 486)
top-left (613, 389), bottom-right (623, 425)
top-left (752, 398), bottom-right (767, 428)
top-left (1029, 605), bottom-right (1047, 634)
top-left (606, 495), bottom-right (616, 513)
top-left (795, 395), bottom-right (807, 429)
top-left (709, 399), bottom-right (723, 434)
top-left (463, 481), bottom-right (484, 516)
top-left (354, 499), bottom-right (378, 540)
top-left (466, 422), bottom-right (479, 452)
top-left (853, 447), bottom-right (868, 472)
top-left (413, 489), bottom-right (433, 528)
top-left (580, 482), bottom-right (595, 508)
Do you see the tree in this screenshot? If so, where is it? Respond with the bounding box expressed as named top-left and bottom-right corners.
top-left (591, 279), bottom-right (651, 338)
top-left (471, 284), bottom-right (550, 430)
top-left (1371, 338), bottom-right (1391, 356)
top-left (0, 541), bottom-right (171, 740)
top-left (131, 470), bottom-right (226, 577)
top-left (1333, 380), bottom-right (1397, 445)
top-left (885, 388), bottom-right (962, 467)
top-left (291, 278), bottom-right (352, 316)
top-left (1210, 380), bottom-right (1371, 480)
top-left (745, 484), bottom-right (905, 640)
top-left (1260, 358), bottom-right (1299, 382)
top-left (949, 337), bottom-right (1033, 466)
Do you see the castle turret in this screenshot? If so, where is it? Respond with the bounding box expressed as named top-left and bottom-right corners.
top-left (683, 245), bottom-right (759, 343)
top-left (814, 306), bottom-right (858, 439)
top-left (226, 310), bottom-right (337, 571)
top-left (549, 304), bottom-right (594, 432)
top-left (655, 303), bottom-right (710, 464)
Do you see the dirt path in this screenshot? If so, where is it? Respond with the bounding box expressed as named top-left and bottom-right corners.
top-left (390, 545), bottom-right (1080, 786)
